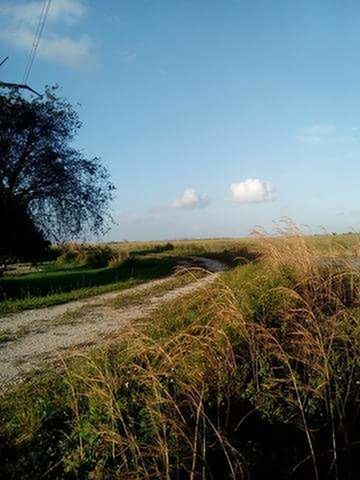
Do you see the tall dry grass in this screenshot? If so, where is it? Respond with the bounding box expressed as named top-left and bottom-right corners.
top-left (1, 224), bottom-right (360, 479)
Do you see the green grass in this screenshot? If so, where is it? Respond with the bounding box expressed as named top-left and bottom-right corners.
top-left (0, 232), bottom-right (358, 317)
top-left (0, 239), bottom-right (257, 315)
top-left (0, 257), bottom-right (177, 314)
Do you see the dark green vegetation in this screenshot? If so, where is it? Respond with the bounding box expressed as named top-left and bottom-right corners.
top-left (1, 233), bottom-right (360, 479)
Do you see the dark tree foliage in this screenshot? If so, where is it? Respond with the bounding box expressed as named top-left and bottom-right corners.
top-left (0, 86), bottom-right (115, 260)
top-left (1, 198), bottom-right (50, 263)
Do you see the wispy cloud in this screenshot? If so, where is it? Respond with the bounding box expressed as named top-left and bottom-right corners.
top-left (230, 178), bottom-right (277, 203)
top-left (297, 124), bottom-right (336, 144)
top-left (172, 188), bottom-right (210, 210)
top-left (296, 124), bottom-right (360, 144)
top-left (0, 0), bottom-right (94, 68)
top-left (117, 212), bottom-right (155, 224)
top-left (118, 50), bottom-right (137, 63)
top-left (0, 0), bottom-right (86, 25)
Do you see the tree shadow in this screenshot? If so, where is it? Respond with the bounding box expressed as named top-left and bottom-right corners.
top-left (0, 257), bottom-right (176, 301)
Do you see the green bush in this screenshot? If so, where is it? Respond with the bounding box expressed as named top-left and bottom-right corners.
top-left (56, 243), bottom-right (117, 268)
top-left (107, 250), bottom-right (130, 268)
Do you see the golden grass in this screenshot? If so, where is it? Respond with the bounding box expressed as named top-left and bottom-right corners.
top-left (1, 222), bottom-right (360, 479)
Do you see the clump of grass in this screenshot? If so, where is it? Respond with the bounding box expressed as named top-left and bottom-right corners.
top-left (0, 329), bottom-right (16, 344)
top-left (1, 223), bottom-right (360, 479)
top-left (238, 220), bottom-right (360, 477)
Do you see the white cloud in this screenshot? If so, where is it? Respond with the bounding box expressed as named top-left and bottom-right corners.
top-left (8, 28), bottom-right (93, 68)
top-left (0, 0), bottom-right (93, 68)
top-left (172, 188), bottom-right (210, 209)
top-left (297, 124), bottom-right (336, 144)
top-left (230, 178), bottom-right (276, 203)
top-left (0, 0), bottom-right (86, 25)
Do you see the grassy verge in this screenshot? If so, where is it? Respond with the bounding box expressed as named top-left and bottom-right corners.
top-left (1, 233), bottom-right (360, 479)
top-left (130, 239), bottom-right (260, 266)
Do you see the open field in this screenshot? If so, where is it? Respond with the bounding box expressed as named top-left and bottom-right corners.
top-left (0, 256), bottom-right (177, 314)
top-left (0, 239), bottom-right (255, 314)
top-left (1, 232), bottom-right (358, 315)
top-left (1, 230), bottom-right (360, 479)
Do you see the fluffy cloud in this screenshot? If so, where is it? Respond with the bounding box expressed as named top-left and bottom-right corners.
top-left (0, 0), bottom-right (93, 68)
top-left (230, 178), bottom-right (276, 203)
top-left (297, 124), bottom-right (336, 144)
top-left (172, 188), bottom-right (210, 209)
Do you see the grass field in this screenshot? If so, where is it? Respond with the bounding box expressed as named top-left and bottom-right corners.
top-left (1, 231), bottom-right (358, 315)
top-left (0, 256), bottom-right (177, 314)
top-left (0, 239), bottom-right (255, 315)
top-left (1, 229), bottom-right (360, 478)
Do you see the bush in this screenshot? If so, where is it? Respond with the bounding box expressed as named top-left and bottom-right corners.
top-left (154, 242), bottom-right (174, 253)
top-left (107, 250), bottom-right (130, 268)
top-left (55, 242), bottom-right (79, 264)
top-left (56, 243), bottom-right (118, 268)
top-left (78, 245), bottom-right (114, 268)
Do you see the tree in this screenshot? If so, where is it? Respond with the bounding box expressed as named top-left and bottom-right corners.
top-left (0, 86), bottom-right (115, 261)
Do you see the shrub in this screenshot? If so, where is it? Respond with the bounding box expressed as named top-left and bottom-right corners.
top-left (154, 242), bottom-right (174, 252)
top-left (55, 242), bottom-right (79, 264)
top-left (56, 243), bottom-right (117, 268)
top-left (77, 245), bottom-right (114, 268)
top-left (107, 250), bottom-right (130, 268)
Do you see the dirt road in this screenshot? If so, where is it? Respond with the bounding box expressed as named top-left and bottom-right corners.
top-left (0, 257), bottom-right (225, 387)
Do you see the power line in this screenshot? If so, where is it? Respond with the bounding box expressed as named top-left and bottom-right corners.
top-left (23, 0), bottom-right (51, 83)
top-left (0, 56), bottom-right (9, 68)
top-left (22, 0), bottom-right (46, 83)
top-left (23, 0), bottom-right (52, 84)
top-left (1, 0), bottom-right (51, 96)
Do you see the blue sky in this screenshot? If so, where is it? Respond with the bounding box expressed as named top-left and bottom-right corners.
top-left (1, 0), bottom-right (360, 240)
